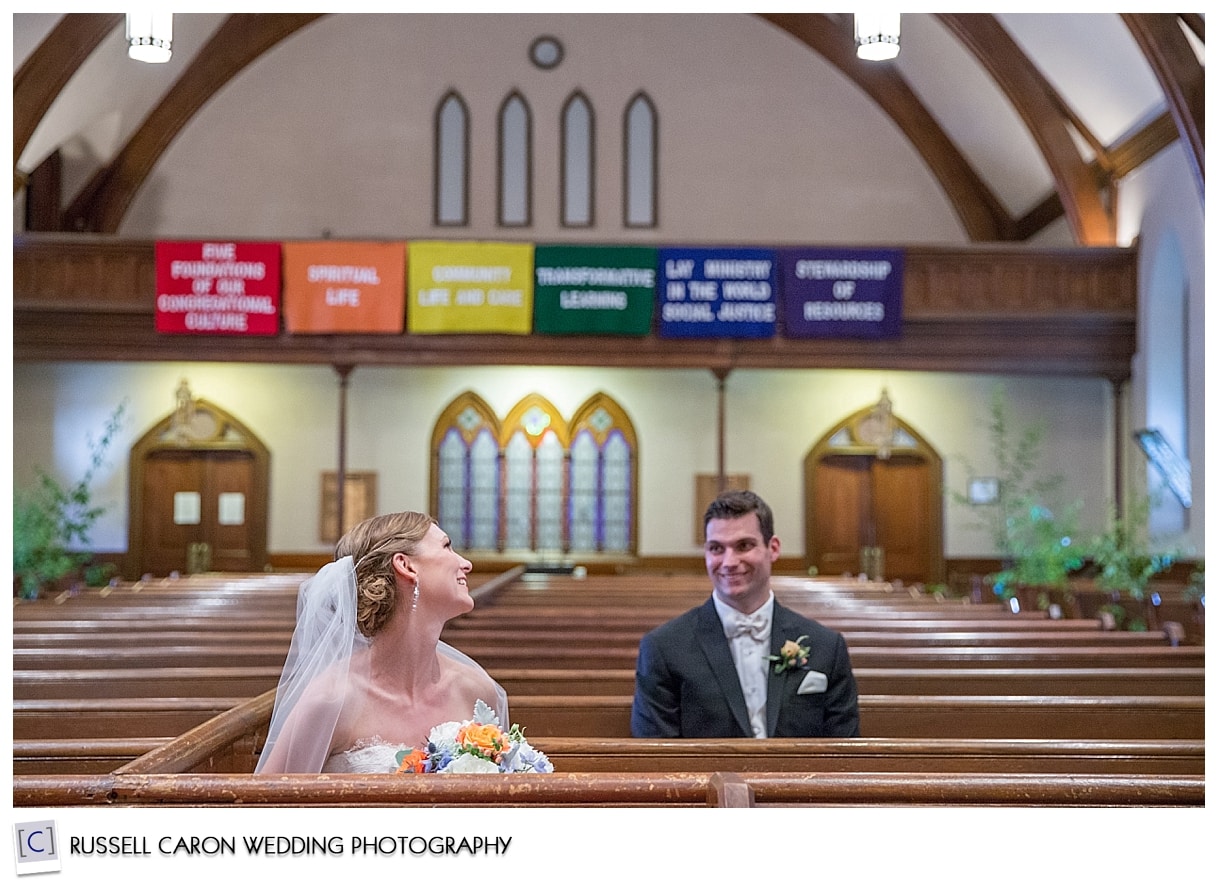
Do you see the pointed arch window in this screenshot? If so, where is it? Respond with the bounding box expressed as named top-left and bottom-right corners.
top-left (502, 395), bottom-right (567, 552)
top-left (561, 91), bottom-right (594, 227)
top-left (432, 393), bottom-right (501, 550)
top-left (568, 394), bottom-right (637, 553)
top-left (434, 92), bottom-right (469, 226)
top-left (498, 91), bottom-right (532, 226)
top-left (623, 92), bottom-right (657, 228)
top-left (430, 391), bottom-right (637, 555)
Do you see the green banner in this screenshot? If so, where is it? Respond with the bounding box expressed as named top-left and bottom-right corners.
top-left (533, 245), bottom-right (657, 335)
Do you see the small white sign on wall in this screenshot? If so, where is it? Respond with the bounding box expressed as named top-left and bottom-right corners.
top-left (173, 491), bottom-right (201, 525)
top-left (218, 492), bottom-right (246, 525)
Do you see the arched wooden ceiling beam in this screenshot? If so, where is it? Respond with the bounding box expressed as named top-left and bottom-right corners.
top-left (759, 12), bottom-right (1013, 242)
top-left (1121, 13), bottom-right (1204, 191)
top-left (1179, 14), bottom-right (1204, 44)
top-left (1015, 111), bottom-right (1179, 240)
top-left (63, 13), bottom-right (326, 233)
top-left (13, 13), bottom-right (123, 192)
top-left (937, 13), bottom-right (1114, 246)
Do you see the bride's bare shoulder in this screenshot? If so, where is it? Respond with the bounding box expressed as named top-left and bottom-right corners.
top-left (438, 651), bottom-right (498, 698)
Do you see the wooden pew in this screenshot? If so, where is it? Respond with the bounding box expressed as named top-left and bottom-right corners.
top-left (13, 739), bottom-right (169, 775)
top-left (12, 618), bottom-right (1140, 656)
top-left (503, 694), bottom-right (1207, 740)
top-left (16, 679), bottom-right (1202, 798)
top-left (16, 640), bottom-right (1203, 672)
top-left (13, 568), bottom-right (1203, 808)
top-left (489, 665), bottom-right (1207, 698)
top-left (14, 697), bottom-right (251, 739)
top-left (526, 737), bottom-right (1207, 776)
top-left (737, 771), bottom-right (1205, 807)
top-left (14, 667), bottom-right (285, 700)
top-left (13, 611), bottom-right (1111, 636)
top-left (17, 735), bottom-right (1205, 778)
top-left (13, 771), bottom-right (1203, 808)
top-left (15, 691), bottom-right (1203, 744)
top-left (15, 660), bottom-right (1205, 706)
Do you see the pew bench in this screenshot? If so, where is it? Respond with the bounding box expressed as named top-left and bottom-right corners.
top-left (17, 734), bottom-right (1205, 778)
top-left (13, 770), bottom-right (1203, 808)
top-left (15, 642), bottom-right (1204, 673)
top-left (14, 696), bottom-right (251, 739)
top-left (503, 694), bottom-right (1207, 740)
top-left (15, 692), bottom-right (1204, 743)
top-left (13, 738), bottom-right (170, 775)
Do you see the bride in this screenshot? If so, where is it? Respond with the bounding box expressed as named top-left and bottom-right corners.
top-left (256, 511), bottom-right (507, 773)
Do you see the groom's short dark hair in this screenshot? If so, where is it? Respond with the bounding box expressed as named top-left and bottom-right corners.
top-left (703, 490), bottom-right (774, 543)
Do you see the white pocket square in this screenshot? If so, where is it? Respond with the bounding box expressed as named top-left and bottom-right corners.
top-left (797, 670), bottom-right (828, 694)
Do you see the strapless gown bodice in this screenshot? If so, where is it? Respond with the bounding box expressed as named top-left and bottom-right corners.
top-left (322, 738), bottom-right (411, 774)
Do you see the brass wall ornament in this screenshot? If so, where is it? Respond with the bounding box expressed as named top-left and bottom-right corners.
top-left (855, 388), bottom-right (897, 459)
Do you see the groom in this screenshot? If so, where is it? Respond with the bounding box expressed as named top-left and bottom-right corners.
top-left (631, 490), bottom-right (860, 738)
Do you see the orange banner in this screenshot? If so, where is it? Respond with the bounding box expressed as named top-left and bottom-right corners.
top-left (282, 241), bottom-right (407, 333)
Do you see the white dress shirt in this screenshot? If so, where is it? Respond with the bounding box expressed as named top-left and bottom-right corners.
top-left (712, 592), bottom-right (775, 738)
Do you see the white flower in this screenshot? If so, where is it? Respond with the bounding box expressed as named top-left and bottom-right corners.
top-left (438, 753), bottom-right (501, 774)
top-left (427, 720), bottom-right (462, 753)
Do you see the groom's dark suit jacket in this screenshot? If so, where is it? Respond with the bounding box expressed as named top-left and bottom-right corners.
top-left (631, 597), bottom-right (860, 738)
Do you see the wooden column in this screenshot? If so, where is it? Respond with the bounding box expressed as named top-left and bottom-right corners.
top-left (1109, 375), bottom-right (1126, 520)
top-left (713, 367), bottom-right (731, 492)
top-left (334, 364), bottom-right (355, 538)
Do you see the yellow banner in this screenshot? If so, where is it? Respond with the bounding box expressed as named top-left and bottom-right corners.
top-left (407, 241), bottom-right (533, 334)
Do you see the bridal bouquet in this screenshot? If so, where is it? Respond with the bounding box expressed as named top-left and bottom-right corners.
top-left (395, 700), bottom-right (553, 774)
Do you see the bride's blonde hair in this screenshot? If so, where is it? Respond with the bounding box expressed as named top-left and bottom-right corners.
top-left (336, 511), bottom-right (436, 637)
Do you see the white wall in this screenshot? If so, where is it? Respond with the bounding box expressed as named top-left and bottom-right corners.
top-left (13, 361), bottom-right (1116, 561)
top-left (118, 14), bottom-right (964, 245)
top-left (1120, 143), bottom-right (1206, 555)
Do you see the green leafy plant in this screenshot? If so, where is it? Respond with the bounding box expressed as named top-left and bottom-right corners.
top-left (1089, 494), bottom-right (1180, 601)
top-left (13, 402), bottom-right (127, 599)
top-left (992, 500), bottom-right (1085, 593)
top-left (951, 388), bottom-right (1084, 599)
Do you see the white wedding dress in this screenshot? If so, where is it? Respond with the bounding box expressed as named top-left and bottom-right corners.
top-left (322, 737), bottom-right (411, 774)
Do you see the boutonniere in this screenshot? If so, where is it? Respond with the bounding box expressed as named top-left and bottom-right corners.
top-left (767, 635), bottom-right (810, 674)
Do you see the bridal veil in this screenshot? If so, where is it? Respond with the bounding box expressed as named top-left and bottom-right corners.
top-left (256, 556), bottom-right (508, 773)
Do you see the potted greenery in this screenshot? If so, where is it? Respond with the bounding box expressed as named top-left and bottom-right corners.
top-left (952, 388), bottom-right (1084, 610)
top-left (13, 402), bottom-right (126, 600)
top-left (990, 498), bottom-right (1085, 612)
top-left (1086, 494), bottom-right (1183, 630)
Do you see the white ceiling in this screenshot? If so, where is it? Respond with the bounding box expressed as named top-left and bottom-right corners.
top-left (10, 13), bottom-right (1202, 235)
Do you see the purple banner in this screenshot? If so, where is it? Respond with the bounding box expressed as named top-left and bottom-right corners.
top-left (780, 248), bottom-right (903, 339)
top-left (658, 247), bottom-right (777, 339)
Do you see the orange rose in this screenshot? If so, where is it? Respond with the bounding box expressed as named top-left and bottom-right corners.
top-left (457, 723), bottom-right (506, 759)
top-left (780, 639), bottom-right (803, 660)
top-left (396, 748), bottom-right (429, 774)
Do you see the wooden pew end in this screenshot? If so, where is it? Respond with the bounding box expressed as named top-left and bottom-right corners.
top-left (708, 771), bottom-right (755, 808)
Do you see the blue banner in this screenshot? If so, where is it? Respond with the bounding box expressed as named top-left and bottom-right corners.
top-left (780, 247), bottom-right (903, 339)
top-left (657, 247), bottom-right (777, 339)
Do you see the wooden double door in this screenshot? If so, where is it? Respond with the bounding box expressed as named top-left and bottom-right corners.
top-left (140, 450), bottom-right (263, 576)
top-left (803, 397), bottom-right (944, 585)
top-left (127, 395), bottom-right (269, 579)
top-left (808, 453), bottom-right (942, 584)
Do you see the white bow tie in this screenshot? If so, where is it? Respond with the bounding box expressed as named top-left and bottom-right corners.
top-left (723, 611), bottom-right (769, 641)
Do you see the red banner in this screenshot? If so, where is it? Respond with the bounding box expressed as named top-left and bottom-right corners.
top-left (155, 241), bottom-right (281, 335)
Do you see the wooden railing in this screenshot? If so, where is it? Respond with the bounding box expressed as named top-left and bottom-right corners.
top-left (12, 235), bottom-right (1136, 377)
